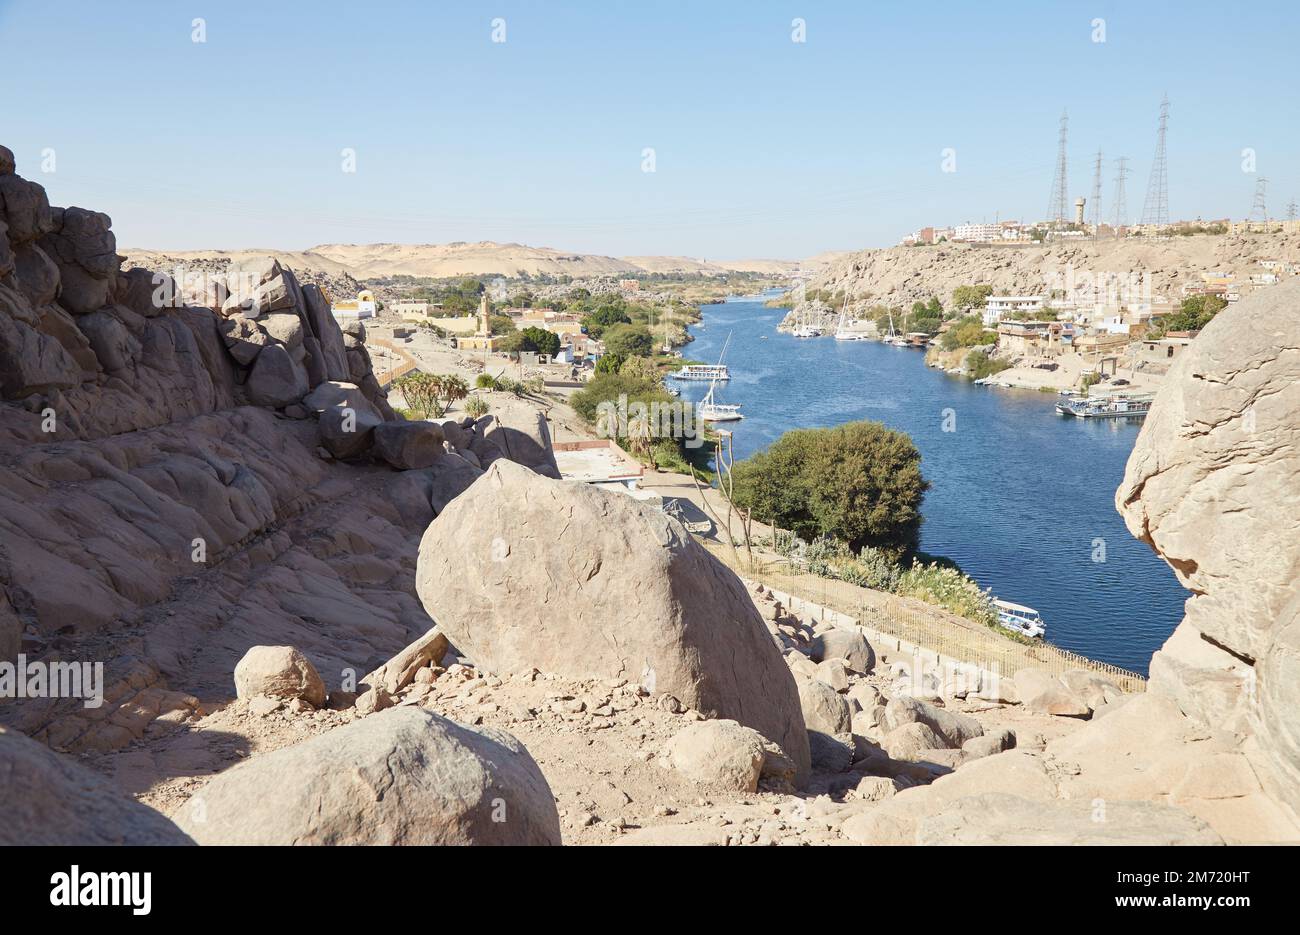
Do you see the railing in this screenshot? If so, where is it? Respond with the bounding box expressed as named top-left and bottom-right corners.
top-left (367, 336), bottom-right (421, 388)
top-left (704, 542), bottom-right (1147, 693)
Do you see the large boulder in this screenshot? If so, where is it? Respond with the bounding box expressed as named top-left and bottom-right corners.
top-left (233, 645), bottom-right (326, 707)
top-left (0, 726), bottom-right (194, 845)
top-left (1117, 279), bottom-right (1300, 813)
top-left (884, 694), bottom-right (984, 747)
top-left (664, 719), bottom-right (767, 792)
top-left (809, 626), bottom-right (874, 674)
top-left (796, 675), bottom-right (851, 735)
top-left (416, 460), bottom-right (811, 785)
top-left (373, 420), bottom-right (445, 470)
top-left (472, 397), bottom-right (561, 478)
top-left (173, 707), bottom-right (560, 845)
top-left (244, 342), bottom-right (309, 407)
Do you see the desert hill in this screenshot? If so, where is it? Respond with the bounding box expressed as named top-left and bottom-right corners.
top-left (122, 240), bottom-right (827, 282)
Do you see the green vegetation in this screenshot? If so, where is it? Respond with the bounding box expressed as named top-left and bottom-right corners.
top-left (464, 395), bottom-right (490, 419)
top-left (475, 373), bottom-right (501, 390)
top-left (768, 534), bottom-right (998, 629)
top-left (570, 369), bottom-right (700, 469)
top-left (519, 326), bottom-right (561, 357)
top-left (581, 306), bottom-right (632, 339)
top-left (394, 372), bottom-right (469, 419)
top-left (1151, 293), bottom-right (1226, 335)
top-left (939, 313), bottom-right (997, 350)
top-left (950, 283), bottom-right (993, 310)
top-left (602, 323), bottom-right (654, 358)
top-left (905, 297), bottom-right (944, 335)
top-left (964, 350), bottom-right (1011, 381)
top-left (732, 421), bottom-right (928, 554)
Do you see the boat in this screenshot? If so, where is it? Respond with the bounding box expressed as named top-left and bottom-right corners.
top-left (695, 331), bottom-right (743, 422)
top-left (993, 599), bottom-right (1046, 639)
top-left (1056, 393), bottom-right (1154, 420)
top-left (668, 363), bottom-right (729, 381)
top-left (833, 297), bottom-right (870, 340)
top-left (697, 382), bottom-right (743, 422)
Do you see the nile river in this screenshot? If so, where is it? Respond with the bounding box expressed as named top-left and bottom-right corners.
top-left (680, 294), bottom-right (1185, 674)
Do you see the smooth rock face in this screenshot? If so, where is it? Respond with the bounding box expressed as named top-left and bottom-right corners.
top-left (0, 726), bottom-right (194, 845)
top-left (915, 793), bottom-right (1221, 846)
top-left (174, 707), bottom-right (561, 845)
top-left (1117, 279), bottom-right (1300, 811)
top-left (416, 460), bottom-right (811, 785)
top-left (664, 719), bottom-right (766, 792)
top-left (233, 645), bottom-right (326, 707)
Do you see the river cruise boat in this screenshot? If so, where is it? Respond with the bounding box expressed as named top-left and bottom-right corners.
top-left (993, 599), bottom-right (1046, 639)
top-left (669, 363), bottom-right (729, 381)
top-left (1056, 394), bottom-right (1154, 420)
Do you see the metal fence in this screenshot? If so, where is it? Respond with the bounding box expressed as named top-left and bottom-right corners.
top-left (706, 542), bottom-right (1147, 693)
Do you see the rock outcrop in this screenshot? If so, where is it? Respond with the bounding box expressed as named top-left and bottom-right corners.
top-left (0, 725), bottom-right (193, 845)
top-left (416, 460), bottom-right (812, 785)
top-left (174, 707), bottom-right (561, 845)
top-left (1118, 276), bottom-right (1300, 823)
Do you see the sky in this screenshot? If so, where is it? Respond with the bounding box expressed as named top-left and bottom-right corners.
top-left (2, 0), bottom-right (1298, 259)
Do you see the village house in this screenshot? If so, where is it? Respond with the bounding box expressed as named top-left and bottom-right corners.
top-left (983, 295), bottom-right (1044, 326)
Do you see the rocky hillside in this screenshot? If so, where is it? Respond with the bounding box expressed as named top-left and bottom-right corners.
top-left (804, 233), bottom-right (1300, 310)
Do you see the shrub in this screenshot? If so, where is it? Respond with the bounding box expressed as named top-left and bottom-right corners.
top-left (394, 372), bottom-right (468, 418)
top-left (965, 350), bottom-right (1011, 381)
top-left (465, 395), bottom-right (490, 419)
top-left (732, 420), bottom-right (928, 553)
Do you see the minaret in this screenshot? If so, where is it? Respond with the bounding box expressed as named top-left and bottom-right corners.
top-left (477, 293), bottom-right (490, 336)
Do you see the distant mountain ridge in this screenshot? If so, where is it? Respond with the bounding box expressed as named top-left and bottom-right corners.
top-left (121, 240), bottom-right (838, 281)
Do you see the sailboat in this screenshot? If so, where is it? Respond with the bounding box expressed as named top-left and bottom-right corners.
top-left (791, 300), bottom-right (821, 338)
top-left (696, 331), bottom-right (743, 422)
top-left (834, 295), bottom-right (867, 340)
top-left (882, 307), bottom-right (907, 346)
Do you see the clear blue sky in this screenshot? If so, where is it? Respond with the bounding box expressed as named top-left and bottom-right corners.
top-left (3, 0), bottom-right (1296, 258)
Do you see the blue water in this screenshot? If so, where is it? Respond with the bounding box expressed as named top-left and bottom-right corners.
top-left (683, 294), bottom-right (1186, 674)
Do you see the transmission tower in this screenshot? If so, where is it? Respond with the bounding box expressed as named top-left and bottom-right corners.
top-left (1140, 95), bottom-right (1170, 228)
top-left (1111, 156), bottom-right (1129, 233)
top-left (1288, 199), bottom-right (1297, 222)
top-left (1088, 149), bottom-right (1104, 236)
top-left (1047, 110), bottom-right (1069, 226)
top-left (1250, 177), bottom-right (1269, 224)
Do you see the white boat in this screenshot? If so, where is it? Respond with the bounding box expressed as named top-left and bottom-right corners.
top-left (993, 599), bottom-right (1046, 639)
top-left (695, 331), bottom-right (743, 422)
top-left (697, 383), bottom-right (743, 422)
top-left (1056, 394), bottom-right (1153, 420)
top-left (669, 363), bottom-right (729, 381)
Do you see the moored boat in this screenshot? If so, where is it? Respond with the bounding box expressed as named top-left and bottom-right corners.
top-left (993, 599), bottom-right (1046, 638)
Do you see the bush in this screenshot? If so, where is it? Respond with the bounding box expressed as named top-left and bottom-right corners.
top-left (475, 373), bottom-right (501, 390)
top-left (465, 395), bottom-right (490, 418)
top-left (393, 372), bottom-right (468, 418)
top-left (602, 324), bottom-right (654, 358)
top-left (520, 326), bottom-right (560, 357)
top-left (939, 314), bottom-right (996, 351)
top-left (965, 350), bottom-right (1011, 381)
top-left (897, 561), bottom-right (997, 628)
top-left (733, 421), bottom-right (928, 553)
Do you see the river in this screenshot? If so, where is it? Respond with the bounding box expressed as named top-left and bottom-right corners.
top-left (678, 293), bottom-right (1185, 674)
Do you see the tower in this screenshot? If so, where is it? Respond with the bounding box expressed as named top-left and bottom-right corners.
top-left (1288, 199), bottom-right (1298, 222)
top-left (1088, 149), bottom-right (1104, 235)
top-left (1250, 177), bottom-right (1269, 225)
top-left (1140, 95), bottom-right (1170, 229)
top-left (1075, 197), bottom-right (1086, 226)
top-left (1047, 110), bottom-right (1069, 226)
top-left (477, 293), bottom-right (490, 336)
top-left (1112, 156), bottom-right (1129, 233)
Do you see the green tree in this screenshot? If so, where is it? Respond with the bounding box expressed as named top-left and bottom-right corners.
top-left (582, 306), bottom-right (632, 339)
top-left (489, 314), bottom-right (516, 336)
top-left (1157, 294), bottom-right (1226, 333)
top-left (603, 323), bottom-right (654, 358)
top-left (594, 351), bottom-right (626, 374)
top-left (939, 314), bottom-right (997, 350)
top-left (950, 284), bottom-right (993, 311)
top-left (518, 326), bottom-right (561, 356)
top-left (732, 421), bottom-right (928, 553)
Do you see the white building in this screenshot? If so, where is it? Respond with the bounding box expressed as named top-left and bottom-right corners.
top-left (983, 295), bottom-right (1044, 326)
top-left (951, 222), bottom-right (1001, 243)
top-left (331, 289), bottom-right (377, 322)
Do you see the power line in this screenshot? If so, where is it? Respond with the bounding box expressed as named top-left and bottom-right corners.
top-left (1047, 110), bottom-right (1069, 226)
top-left (1250, 177), bottom-right (1269, 223)
top-left (1140, 95), bottom-right (1170, 228)
top-left (1112, 156), bottom-right (1129, 233)
top-left (1089, 149), bottom-right (1104, 237)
